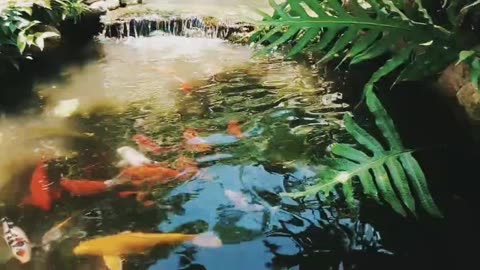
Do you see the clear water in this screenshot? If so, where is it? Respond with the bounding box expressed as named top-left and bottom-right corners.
top-left (0, 31), bottom-right (387, 270)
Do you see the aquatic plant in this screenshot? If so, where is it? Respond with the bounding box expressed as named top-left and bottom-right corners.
top-left (252, 0), bottom-right (480, 94)
top-left (283, 89), bottom-right (442, 218)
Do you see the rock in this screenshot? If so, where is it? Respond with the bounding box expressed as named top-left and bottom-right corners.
top-left (83, 0), bottom-right (102, 5)
top-left (90, 0), bottom-right (120, 12)
top-left (89, 1), bottom-right (108, 13)
top-left (438, 63), bottom-right (480, 121)
top-left (105, 0), bottom-right (121, 10)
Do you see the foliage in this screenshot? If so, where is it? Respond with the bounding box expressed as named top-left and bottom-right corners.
top-left (283, 89), bottom-right (443, 218)
top-left (1, 0), bottom-right (88, 63)
top-left (252, 0), bottom-right (480, 93)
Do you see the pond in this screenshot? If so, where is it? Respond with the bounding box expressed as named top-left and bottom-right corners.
top-left (0, 4), bottom-right (473, 270)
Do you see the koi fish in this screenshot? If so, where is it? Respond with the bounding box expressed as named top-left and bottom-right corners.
top-left (22, 160), bottom-right (60, 211)
top-left (224, 190), bottom-right (264, 212)
top-left (180, 82), bottom-right (193, 93)
top-left (132, 134), bottom-right (175, 155)
top-left (183, 128), bottom-right (211, 152)
top-left (117, 165), bottom-right (181, 186)
top-left (73, 231), bottom-right (222, 270)
top-left (1, 217), bottom-right (31, 264)
top-left (116, 146), bottom-right (155, 167)
top-left (41, 215), bottom-right (87, 252)
top-left (60, 179), bottom-right (118, 196)
top-left (227, 120), bottom-right (245, 138)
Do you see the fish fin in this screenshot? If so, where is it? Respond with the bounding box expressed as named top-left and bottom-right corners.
top-left (116, 160), bottom-right (128, 168)
top-left (103, 256), bottom-right (123, 270)
top-left (191, 232), bottom-right (222, 248)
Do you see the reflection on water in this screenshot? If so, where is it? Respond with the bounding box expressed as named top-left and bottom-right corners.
top-left (0, 33), bottom-right (384, 270)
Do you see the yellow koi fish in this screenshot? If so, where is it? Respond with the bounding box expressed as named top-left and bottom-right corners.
top-left (73, 231), bottom-right (222, 270)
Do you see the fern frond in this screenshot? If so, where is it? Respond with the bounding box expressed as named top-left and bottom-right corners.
top-left (283, 89), bottom-right (442, 218)
top-left (253, 0), bottom-right (456, 95)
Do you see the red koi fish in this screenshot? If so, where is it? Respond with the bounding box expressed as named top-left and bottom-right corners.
top-left (118, 165), bottom-right (181, 186)
top-left (183, 128), bottom-right (212, 153)
top-left (227, 120), bottom-right (245, 138)
top-left (132, 134), bottom-right (174, 155)
top-left (22, 160), bottom-right (60, 211)
top-left (60, 179), bottom-right (115, 196)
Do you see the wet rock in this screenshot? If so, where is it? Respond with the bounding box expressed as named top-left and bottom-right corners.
top-left (438, 63), bottom-right (480, 121)
top-left (89, 0), bottom-right (120, 12)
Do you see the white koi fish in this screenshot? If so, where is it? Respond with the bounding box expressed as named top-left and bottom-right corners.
top-left (1, 217), bottom-right (31, 264)
top-left (116, 146), bottom-right (156, 167)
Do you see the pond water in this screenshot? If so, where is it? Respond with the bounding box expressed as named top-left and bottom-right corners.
top-left (0, 30), bottom-right (370, 270)
top-left (1, 6), bottom-right (470, 270)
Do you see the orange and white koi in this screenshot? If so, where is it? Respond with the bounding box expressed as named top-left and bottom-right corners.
top-left (116, 146), bottom-right (155, 167)
top-left (1, 217), bottom-right (31, 264)
top-left (73, 231), bottom-right (222, 270)
top-left (60, 179), bottom-right (118, 197)
top-left (22, 160), bottom-right (61, 211)
top-left (227, 120), bottom-right (245, 138)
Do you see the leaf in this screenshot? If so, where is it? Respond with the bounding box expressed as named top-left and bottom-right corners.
top-left (35, 36), bottom-right (44, 50)
top-left (288, 27), bottom-right (320, 57)
top-left (351, 33), bottom-right (399, 64)
top-left (16, 32), bottom-right (27, 53)
top-left (318, 27), bottom-right (358, 63)
top-left (457, 50), bottom-right (476, 65)
top-left (283, 90), bottom-right (442, 218)
top-left (363, 45), bottom-right (414, 94)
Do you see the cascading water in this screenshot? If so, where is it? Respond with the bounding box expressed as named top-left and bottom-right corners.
top-left (102, 15), bottom-right (254, 39)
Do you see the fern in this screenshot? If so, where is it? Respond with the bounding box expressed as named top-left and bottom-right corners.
top-left (252, 0), bottom-right (480, 93)
top-left (282, 89), bottom-right (443, 218)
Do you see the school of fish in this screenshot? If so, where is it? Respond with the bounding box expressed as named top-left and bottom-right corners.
top-left (1, 120), bottom-right (253, 270)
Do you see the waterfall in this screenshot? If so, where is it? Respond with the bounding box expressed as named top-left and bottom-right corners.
top-left (101, 15), bottom-right (254, 40)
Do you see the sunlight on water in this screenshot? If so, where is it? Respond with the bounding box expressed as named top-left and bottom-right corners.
top-left (0, 29), bottom-right (373, 270)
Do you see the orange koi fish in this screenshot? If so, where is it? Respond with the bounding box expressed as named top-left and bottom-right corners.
top-left (73, 231), bottom-right (222, 270)
top-left (227, 120), bottom-right (245, 138)
top-left (132, 134), bottom-right (175, 155)
top-left (60, 179), bottom-right (117, 196)
top-left (117, 165), bottom-right (181, 186)
top-left (183, 128), bottom-right (212, 152)
top-left (22, 160), bottom-right (60, 211)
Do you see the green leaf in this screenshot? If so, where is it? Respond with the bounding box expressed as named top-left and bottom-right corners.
top-left (372, 166), bottom-right (407, 216)
top-left (318, 27), bottom-right (359, 63)
top-left (283, 90), bottom-right (442, 218)
top-left (366, 87), bottom-right (403, 150)
top-left (347, 30), bottom-right (381, 58)
top-left (288, 27), bottom-right (321, 57)
top-left (363, 45), bottom-right (414, 94)
top-left (16, 32), bottom-right (27, 53)
top-left (457, 50), bottom-right (476, 65)
top-left (351, 33), bottom-right (400, 64)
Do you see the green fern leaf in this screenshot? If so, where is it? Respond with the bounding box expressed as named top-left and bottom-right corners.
top-left (288, 27), bottom-right (321, 57)
top-left (318, 27), bottom-right (358, 63)
top-left (282, 90), bottom-right (442, 218)
top-left (363, 45), bottom-right (413, 93)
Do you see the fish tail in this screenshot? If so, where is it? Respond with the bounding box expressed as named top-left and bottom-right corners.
top-left (191, 232), bottom-right (222, 248)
